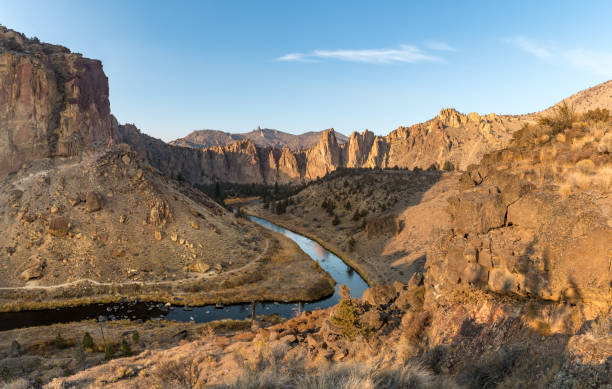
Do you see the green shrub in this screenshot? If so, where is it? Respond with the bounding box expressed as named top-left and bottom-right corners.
top-left (55, 333), bottom-right (68, 349)
top-left (132, 331), bottom-right (140, 344)
top-left (330, 294), bottom-right (360, 340)
top-left (105, 345), bottom-right (115, 360)
top-left (538, 101), bottom-right (577, 134)
top-left (121, 339), bottom-right (132, 356)
top-left (332, 215), bottom-right (341, 226)
top-left (82, 332), bottom-right (94, 350)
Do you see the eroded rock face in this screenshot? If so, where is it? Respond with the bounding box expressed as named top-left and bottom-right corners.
top-left (0, 27), bottom-right (113, 179)
top-left (426, 126), bottom-right (612, 307)
top-left (117, 108), bottom-right (524, 186)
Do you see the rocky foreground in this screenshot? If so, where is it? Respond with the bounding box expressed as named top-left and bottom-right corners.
top-left (46, 282), bottom-right (611, 388)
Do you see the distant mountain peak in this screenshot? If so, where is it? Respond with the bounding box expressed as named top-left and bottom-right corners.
top-left (169, 127), bottom-right (348, 150)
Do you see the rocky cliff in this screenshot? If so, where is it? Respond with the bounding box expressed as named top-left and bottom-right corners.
top-left (426, 110), bottom-right (612, 309)
top-left (116, 124), bottom-right (304, 184)
top-left (123, 109), bottom-right (524, 186)
top-left (0, 27), bottom-right (113, 179)
top-left (156, 80), bottom-right (612, 186)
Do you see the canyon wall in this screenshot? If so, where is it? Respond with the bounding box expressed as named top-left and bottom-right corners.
top-left (0, 27), bottom-right (113, 178)
top-left (118, 108), bottom-right (526, 186)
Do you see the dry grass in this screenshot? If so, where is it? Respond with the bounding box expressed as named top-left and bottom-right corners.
top-left (576, 159), bottom-right (595, 174)
top-left (538, 102), bottom-right (577, 134)
top-left (567, 167), bottom-right (612, 191)
top-left (571, 135), bottom-right (595, 150)
top-left (214, 361), bottom-right (455, 389)
top-left (150, 355), bottom-right (206, 389)
top-left (598, 133), bottom-right (612, 153)
top-left (0, 379), bottom-right (30, 389)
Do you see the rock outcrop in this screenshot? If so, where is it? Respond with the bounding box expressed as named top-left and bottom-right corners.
top-left (119, 110), bottom-right (524, 186)
top-left (426, 121), bottom-right (612, 308)
top-left (0, 27), bottom-right (113, 179)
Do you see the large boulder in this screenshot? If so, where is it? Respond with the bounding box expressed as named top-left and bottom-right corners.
top-left (85, 191), bottom-right (104, 212)
top-left (361, 285), bottom-right (397, 307)
top-left (20, 256), bottom-right (45, 280)
top-left (448, 185), bottom-right (506, 234)
top-left (49, 216), bottom-right (70, 236)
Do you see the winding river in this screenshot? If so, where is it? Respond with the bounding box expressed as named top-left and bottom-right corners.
top-left (0, 215), bottom-right (368, 331)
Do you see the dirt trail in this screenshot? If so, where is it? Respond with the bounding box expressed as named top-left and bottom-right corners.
top-left (0, 240), bottom-right (269, 292)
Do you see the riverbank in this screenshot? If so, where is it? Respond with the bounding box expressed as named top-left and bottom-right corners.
top-left (244, 171), bottom-right (459, 286)
top-left (0, 226), bottom-right (335, 313)
top-left (244, 210), bottom-right (381, 287)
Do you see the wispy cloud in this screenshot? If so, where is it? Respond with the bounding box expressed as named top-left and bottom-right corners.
top-left (505, 36), bottom-right (612, 76)
top-left (277, 44), bottom-right (441, 64)
top-left (563, 49), bottom-right (612, 76)
top-left (505, 36), bottom-right (552, 59)
top-left (424, 41), bottom-right (457, 52)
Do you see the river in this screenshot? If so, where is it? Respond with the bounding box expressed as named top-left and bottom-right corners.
top-left (0, 215), bottom-right (368, 331)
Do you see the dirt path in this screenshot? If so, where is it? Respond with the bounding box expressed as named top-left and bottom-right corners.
top-left (0, 239), bottom-right (269, 292)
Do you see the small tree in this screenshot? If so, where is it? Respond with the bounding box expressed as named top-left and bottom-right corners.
top-left (332, 215), bottom-right (341, 226)
top-left (105, 345), bottom-right (115, 360)
top-left (348, 237), bottom-right (356, 252)
top-left (55, 333), bottom-right (68, 349)
top-left (82, 332), bottom-right (94, 351)
top-left (121, 339), bottom-right (132, 356)
top-left (330, 286), bottom-right (359, 340)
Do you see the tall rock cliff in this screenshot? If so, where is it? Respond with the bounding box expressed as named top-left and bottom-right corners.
top-left (118, 108), bottom-right (525, 186)
top-left (0, 27), bottom-right (113, 178)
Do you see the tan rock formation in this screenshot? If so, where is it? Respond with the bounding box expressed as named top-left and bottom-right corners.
top-left (0, 27), bottom-right (113, 179)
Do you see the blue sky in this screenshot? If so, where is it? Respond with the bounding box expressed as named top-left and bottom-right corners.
top-left (2, 1), bottom-right (612, 141)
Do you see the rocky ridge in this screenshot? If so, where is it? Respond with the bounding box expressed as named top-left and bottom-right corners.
top-left (129, 80), bottom-right (612, 187)
top-left (170, 126), bottom-right (349, 150)
top-left (426, 108), bottom-right (612, 310)
top-left (119, 109), bottom-right (525, 186)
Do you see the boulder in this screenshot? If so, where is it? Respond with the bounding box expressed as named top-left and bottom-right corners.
top-left (67, 192), bottom-right (85, 206)
top-left (448, 185), bottom-right (506, 234)
top-left (8, 189), bottom-right (23, 203)
top-left (49, 216), bottom-right (70, 237)
top-left (20, 257), bottom-right (45, 280)
top-left (85, 191), bottom-right (104, 212)
top-left (189, 261), bottom-right (210, 273)
top-left (361, 285), bottom-right (397, 306)
top-left (149, 198), bottom-right (172, 225)
top-left (360, 310), bottom-right (384, 331)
